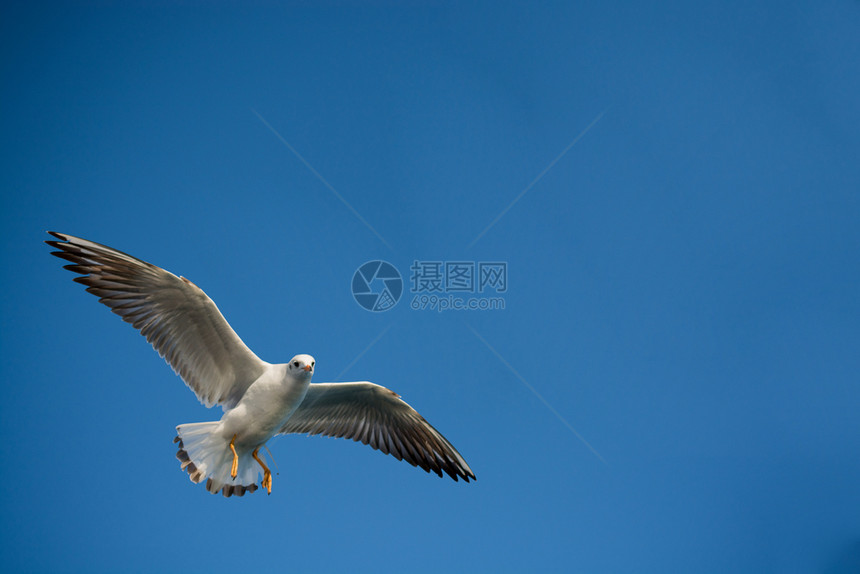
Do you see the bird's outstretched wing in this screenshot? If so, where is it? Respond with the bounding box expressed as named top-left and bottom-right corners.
top-left (280, 382), bottom-right (475, 481)
top-left (46, 231), bottom-right (267, 410)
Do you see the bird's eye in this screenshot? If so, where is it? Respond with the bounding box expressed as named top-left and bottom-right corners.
top-left (293, 361), bottom-right (299, 368)
top-left (311, 361), bottom-right (315, 367)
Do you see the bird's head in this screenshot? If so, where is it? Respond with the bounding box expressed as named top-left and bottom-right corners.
top-left (288, 354), bottom-right (315, 379)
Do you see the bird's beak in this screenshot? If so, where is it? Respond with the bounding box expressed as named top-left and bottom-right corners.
top-left (303, 365), bottom-right (313, 372)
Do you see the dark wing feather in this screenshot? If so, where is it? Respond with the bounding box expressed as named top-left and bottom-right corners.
top-left (46, 231), bottom-right (267, 409)
top-left (280, 382), bottom-right (475, 482)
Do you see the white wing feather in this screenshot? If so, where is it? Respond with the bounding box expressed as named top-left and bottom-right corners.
top-left (47, 231), bottom-right (267, 410)
top-left (280, 382), bottom-right (475, 481)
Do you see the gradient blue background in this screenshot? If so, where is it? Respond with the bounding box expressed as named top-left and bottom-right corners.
top-left (2, 2), bottom-right (859, 572)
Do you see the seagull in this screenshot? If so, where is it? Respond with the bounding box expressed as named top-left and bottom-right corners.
top-left (46, 232), bottom-right (475, 497)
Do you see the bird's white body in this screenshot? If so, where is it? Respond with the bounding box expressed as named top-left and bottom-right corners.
top-left (175, 356), bottom-right (315, 496)
top-left (219, 362), bottom-right (311, 450)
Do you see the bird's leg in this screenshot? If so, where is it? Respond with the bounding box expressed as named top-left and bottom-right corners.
top-left (252, 446), bottom-right (272, 495)
top-left (229, 434), bottom-right (239, 479)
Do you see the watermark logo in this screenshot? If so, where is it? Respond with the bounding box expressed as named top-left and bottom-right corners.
top-left (351, 261), bottom-right (403, 312)
top-left (352, 260), bottom-right (506, 312)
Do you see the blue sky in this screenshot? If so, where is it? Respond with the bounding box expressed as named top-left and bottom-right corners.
top-left (2, 1), bottom-right (859, 572)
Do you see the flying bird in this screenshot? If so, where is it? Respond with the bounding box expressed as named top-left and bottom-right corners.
top-left (46, 232), bottom-right (475, 497)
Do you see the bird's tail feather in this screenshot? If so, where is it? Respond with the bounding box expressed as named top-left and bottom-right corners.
top-left (174, 422), bottom-right (259, 498)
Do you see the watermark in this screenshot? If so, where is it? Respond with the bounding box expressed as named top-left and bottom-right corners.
top-left (410, 261), bottom-right (508, 293)
top-left (351, 261), bottom-right (403, 312)
top-left (351, 260), bottom-right (507, 312)
top-left (410, 294), bottom-right (506, 312)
